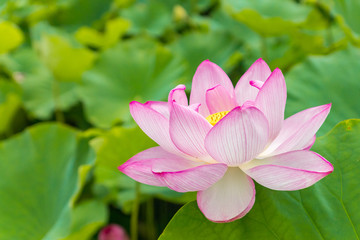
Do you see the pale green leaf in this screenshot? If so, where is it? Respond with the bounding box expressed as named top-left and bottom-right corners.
top-left (75, 18), bottom-right (131, 49)
top-left (170, 31), bottom-right (242, 83)
top-left (224, 0), bottom-right (312, 36)
top-left (79, 39), bottom-right (185, 127)
top-left (0, 21), bottom-right (23, 54)
top-left (121, 0), bottom-right (172, 37)
top-left (9, 48), bottom-right (79, 119)
top-left (38, 35), bottom-right (97, 82)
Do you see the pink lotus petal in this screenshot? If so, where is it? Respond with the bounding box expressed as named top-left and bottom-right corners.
top-left (118, 147), bottom-right (171, 186)
top-left (189, 103), bottom-right (201, 112)
top-left (130, 101), bottom-right (184, 156)
top-left (255, 68), bottom-right (287, 141)
top-left (260, 104), bottom-right (331, 157)
top-left (235, 58), bottom-right (271, 105)
top-left (153, 162), bottom-right (228, 192)
top-left (206, 84), bottom-right (237, 114)
top-left (205, 106), bottom-right (269, 166)
top-left (242, 150), bottom-right (333, 191)
top-left (144, 101), bottom-right (169, 119)
top-left (197, 168), bottom-right (255, 222)
top-left (241, 100), bottom-right (256, 109)
top-left (303, 135), bottom-right (316, 151)
top-left (119, 147), bottom-right (189, 186)
top-left (249, 80), bottom-right (264, 90)
top-left (168, 84), bottom-right (188, 110)
top-left (189, 60), bottom-right (234, 117)
top-left (98, 224), bottom-right (129, 240)
top-left (170, 102), bottom-right (213, 161)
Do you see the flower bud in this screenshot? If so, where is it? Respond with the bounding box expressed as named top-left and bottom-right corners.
top-left (98, 224), bottom-right (129, 240)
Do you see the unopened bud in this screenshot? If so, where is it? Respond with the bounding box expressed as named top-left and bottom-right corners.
top-left (98, 224), bottom-right (129, 240)
top-left (173, 5), bottom-right (188, 22)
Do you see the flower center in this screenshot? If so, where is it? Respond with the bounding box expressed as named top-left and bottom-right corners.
top-left (206, 111), bottom-right (229, 126)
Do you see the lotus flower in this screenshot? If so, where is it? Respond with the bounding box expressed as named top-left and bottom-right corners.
top-left (119, 59), bottom-right (333, 222)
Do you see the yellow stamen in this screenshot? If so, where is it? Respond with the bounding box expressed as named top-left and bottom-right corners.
top-left (206, 111), bottom-right (230, 126)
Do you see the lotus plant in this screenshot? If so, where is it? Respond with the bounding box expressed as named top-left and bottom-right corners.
top-left (118, 59), bottom-right (333, 222)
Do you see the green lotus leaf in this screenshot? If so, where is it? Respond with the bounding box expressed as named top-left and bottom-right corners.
top-left (37, 35), bottom-right (97, 82)
top-left (121, 0), bottom-right (172, 37)
top-left (0, 21), bottom-right (24, 54)
top-left (285, 47), bottom-right (360, 135)
top-left (75, 17), bottom-right (131, 50)
top-left (9, 48), bottom-right (79, 119)
top-left (160, 119), bottom-right (360, 240)
top-left (319, 0), bottom-right (360, 44)
top-left (170, 31), bottom-right (242, 83)
top-left (0, 123), bottom-right (105, 240)
top-left (54, 0), bottom-right (113, 31)
top-left (224, 0), bottom-right (312, 36)
top-left (79, 38), bottom-right (185, 128)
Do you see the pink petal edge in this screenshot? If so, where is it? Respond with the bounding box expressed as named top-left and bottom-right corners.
top-left (235, 58), bottom-right (271, 105)
top-left (119, 147), bottom-right (206, 187)
top-left (144, 101), bottom-right (169, 119)
top-left (197, 168), bottom-right (255, 222)
top-left (242, 150), bottom-right (333, 191)
top-left (255, 68), bottom-right (287, 141)
top-left (190, 60), bottom-right (234, 117)
top-left (206, 84), bottom-right (237, 114)
top-left (168, 84), bottom-right (188, 109)
top-left (169, 102), bottom-right (213, 161)
top-left (129, 101), bottom-right (185, 156)
top-left (260, 103), bottom-right (331, 157)
top-left (152, 163), bottom-right (228, 192)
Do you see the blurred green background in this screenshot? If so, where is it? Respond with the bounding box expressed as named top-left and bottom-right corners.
top-left (0, 0), bottom-right (359, 239)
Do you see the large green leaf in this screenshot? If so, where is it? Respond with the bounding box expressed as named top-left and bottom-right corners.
top-left (79, 39), bottom-right (185, 128)
top-left (37, 35), bottom-right (97, 82)
top-left (121, 0), bottom-right (172, 37)
top-left (0, 123), bottom-right (106, 240)
top-left (224, 0), bottom-right (311, 36)
top-left (160, 119), bottom-right (360, 240)
top-left (320, 0), bottom-right (360, 43)
top-left (222, 1), bottom-right (346, 70)
top-left (9, 48), bottom-right (79, 119)
top-left (285, 46), bottom-right (360, 135)
top-left (53, 0), bottom-right (113, 31)
top-left (170, 31), bottom-right (242, 82)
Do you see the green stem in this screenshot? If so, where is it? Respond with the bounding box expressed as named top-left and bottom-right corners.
top-left (131, 182), bottom-right (141, 240)
top-left (327, 25), bottom-right (334, 47)
top-left (146, 198), bottom-right (156, 240)
top-left (52, 80), bottom-right (64, 122)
